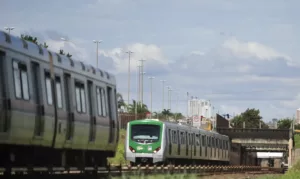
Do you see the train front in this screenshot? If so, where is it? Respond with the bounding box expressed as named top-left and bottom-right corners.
top-left (125, 119), bottom-right (164, 165)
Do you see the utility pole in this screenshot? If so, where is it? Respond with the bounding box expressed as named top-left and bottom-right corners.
top-left (137, 65), bottom-right (141, 103)
top-left (135, 62), bottom-right (140, 120)
top-left (166, 86), bottom-right (171, 110)
top-left (160, 80), bottom-right (166, 111)
top-left (93, 40), bottom-right (102, 68)
top-left (4, 27), bottom-right (14, 34)
top-left (125, 51), bottom-right (133, 107)
top-left (140, 71), bottom-right (146, 107)
top-left (149, 77), bottom-right (155, 118)
top-left (175, 92), bottom-right (179, 121)
top-left (139, 59), bottom-right (146, 106)
top-left (187, 92), bottom-right (190, 125)
top-left (169, 88), bottom-right (173, 112)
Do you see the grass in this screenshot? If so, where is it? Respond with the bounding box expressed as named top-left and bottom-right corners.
top-left (108, 129), bottom-right (129, 165)
top-left (112, 174), bottom-right (198, 179)
top-left (294, 134), bottom-right (300, 149)
top-left (258, 160), bottom-right (300, 179)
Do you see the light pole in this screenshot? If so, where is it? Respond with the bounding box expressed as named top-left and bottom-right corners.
top-left (125, 51), bottom-right (133, 107)
top-left (139, 59), bottom-right (146, 105)
top-left (137, 65), bottom-right (141, 103)
top-left (175, 92), bottom-right (179, 121)
top-left (149, 77), bottom-right (155, 118)
top-left (4, 27), bottom-right (14, 34)
top-left (160, 80), bottom-right (166, 111)
top-left (140, 71), bottom-right (146, 107)
top-left (93, 40), bottom-right (103, 68)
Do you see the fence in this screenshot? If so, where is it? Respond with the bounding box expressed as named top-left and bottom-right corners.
top-left (118, 113), bottom-right (147, 129)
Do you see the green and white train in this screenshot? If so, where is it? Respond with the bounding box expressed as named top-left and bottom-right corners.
top-left (125, 119), bottom-right (230, 165)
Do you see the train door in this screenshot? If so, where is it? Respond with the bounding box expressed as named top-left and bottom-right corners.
top-left (87, 80), bottom-right (96, 142)
top-left (199, 134), bottom-right (202, 157)
top-left (31, 61), bottom-right (44, 137)
top-left (193, 134), bottom-right (196, 157)
top-left (168, 129), bottom-right (172, 155)
top-left (177, 129), bottom-right (180, 155)
top-left (64, 73), bottom-right (74, 140)
top-left (0, 51), bottom-right (9, 132)
top-left (107, 86), bottom-right (115, 143)
top-left (185, 132), bottom-right (188, 156)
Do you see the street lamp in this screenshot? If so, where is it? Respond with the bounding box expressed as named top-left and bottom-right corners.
top-left (125, 51), bottom-right (133, 106)
top-left (140, 71), bottom-right (146, 107)
top-left (160, 80), bottom-right (166, 111)
top-left (93, 40), bottom-right (103, 68)
top-left (4, 27), bottom-right (14, 34)
top-left (149, 77), bottom-right (155, 117)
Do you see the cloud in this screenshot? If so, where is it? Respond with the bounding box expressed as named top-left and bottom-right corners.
top-left (222, 38), bottom-right (291, 62)
top-left (99, 43), bottom-right (170, 74)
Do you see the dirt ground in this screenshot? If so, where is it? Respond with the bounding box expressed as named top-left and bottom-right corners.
top-left (198, 173), bottom-right (282, 179)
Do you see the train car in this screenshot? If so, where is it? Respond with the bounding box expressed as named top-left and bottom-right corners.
top-left (125, 119), bottom-right (230, 165)
top-left (0, 31), bottom-right (119, 168)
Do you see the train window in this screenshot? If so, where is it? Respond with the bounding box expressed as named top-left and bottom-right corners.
top-left (13, 60), bottom-right (30, 100)
top-left (202, 135), bottom-right (205, 146)
top-left (216, 139), bottom-right (219, 149)
top-left (195, 134), bottom-right (200, 146)
top-left (180, 132), bottom-right (185, 144)
top-left (212, 138), bottom-right (215, 148)
top-left (45, 73), bottom-right (63, 108)
top-left (4, 32), bottom-right (11, 43)
top-left (75, 81), bottom-right (86, 113)
top-left (100, 88), bottom-right (107, 116)
top-left (45, 73), bottom-right (53, 105)
top-left (55, 77), bottom-right (63, 108)
top-left (96, 86), bottom-right (104, 116)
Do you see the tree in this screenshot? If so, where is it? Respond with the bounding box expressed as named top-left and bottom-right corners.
top-left (116, 93), bottom-right (126, 109)
top-left (127, 100), bottom-right (149, 114)
top-left (59, 49), bottom-right (72, 58)
top-left (230, 108), bottom-right (269, 129)
top-left (277, 118), bottom-right (293, 129)
top-left (21, 34), bottom-right (48, 48)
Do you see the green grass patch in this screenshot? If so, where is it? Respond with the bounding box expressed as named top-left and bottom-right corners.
top-left (294, 134), bottom-right (300, 149)
top-left (258, 160), bottom-right (300, 179)
top-left (108, 129), bottom-right (129, 165)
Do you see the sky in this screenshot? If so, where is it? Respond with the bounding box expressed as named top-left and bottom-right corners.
top-left (2, 0), bottom-right (300, 122)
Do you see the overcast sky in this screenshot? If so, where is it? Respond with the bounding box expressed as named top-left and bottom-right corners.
top-left (2, 0), bottom-right (300, 121)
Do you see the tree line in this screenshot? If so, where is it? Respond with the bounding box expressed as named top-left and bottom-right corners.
top-left (230, 108), bottom-right (298, 129)
top-left (20, 34), bottom-right (72, 58)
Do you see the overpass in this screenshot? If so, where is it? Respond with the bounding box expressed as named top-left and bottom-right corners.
top-left (215, 114), bottom-right (293, 165)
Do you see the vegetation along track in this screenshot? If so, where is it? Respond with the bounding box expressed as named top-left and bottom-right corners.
top-left (0, 165), bottom-right (283, 178)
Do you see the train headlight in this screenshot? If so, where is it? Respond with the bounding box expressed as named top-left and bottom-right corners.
top-left (153, 147), bottom-right (161, 153)
top-left (129, 146), bottom-right (136, 153)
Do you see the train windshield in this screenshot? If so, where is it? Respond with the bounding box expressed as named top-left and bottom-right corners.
top-left (131, 124), bottom-right (160, 143)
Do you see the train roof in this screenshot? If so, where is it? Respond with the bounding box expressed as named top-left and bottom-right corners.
top-left (0, 30), bottom-right (116, 85)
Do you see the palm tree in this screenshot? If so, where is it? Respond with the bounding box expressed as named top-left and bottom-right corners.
top-left (116, 93), bottom-right (126, 110)
top-left (127, 100), bottom-right (149, 114)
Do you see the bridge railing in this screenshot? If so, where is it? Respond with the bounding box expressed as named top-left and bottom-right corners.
top-left (216, 128), bottom-right (291, 140)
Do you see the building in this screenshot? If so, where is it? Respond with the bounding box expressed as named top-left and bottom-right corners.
top-left (187, 97), bottom-right (213, 127)
top-left (296, 108), bottom-right (300, 124)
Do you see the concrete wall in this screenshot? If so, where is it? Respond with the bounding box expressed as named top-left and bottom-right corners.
top-left (229, 143), bottom-right (257, 166)
top-left (291, 148), bottom-right (300, 166)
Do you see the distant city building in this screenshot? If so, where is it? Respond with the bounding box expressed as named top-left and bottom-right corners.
top-left (296, 108), bottom-right (300, 124)
top-left (187, 97), bottom-right (213, 127)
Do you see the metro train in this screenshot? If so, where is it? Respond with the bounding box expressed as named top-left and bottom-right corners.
top-left (0, 30), bottom-right (119, 167)
top-left (125, 119), bottom-right (230, 166)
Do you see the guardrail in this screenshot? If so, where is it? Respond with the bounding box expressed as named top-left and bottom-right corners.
top-left (0, 165), bottom-right (283, 176)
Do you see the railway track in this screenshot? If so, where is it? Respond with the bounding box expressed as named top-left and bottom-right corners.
top-left (0, 165), bottom-right (284, 177)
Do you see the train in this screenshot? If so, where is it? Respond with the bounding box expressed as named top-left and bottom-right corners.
top-left (0, 30), bottom-right (119, 168)
top-left (125, 119), bottom-right (230, 166)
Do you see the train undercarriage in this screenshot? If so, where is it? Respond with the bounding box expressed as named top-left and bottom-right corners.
top-left (0, 144), bottom-right (114, 168)
top-left (130, 157), bottom-right (230, 166)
